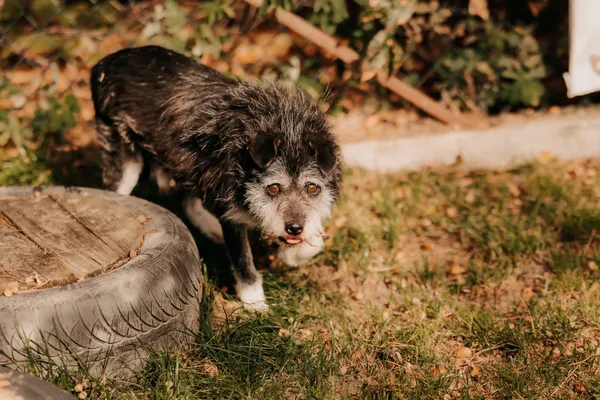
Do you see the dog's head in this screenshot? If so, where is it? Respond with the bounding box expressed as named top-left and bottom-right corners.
top-left (244, 133), bottom-right (340, 246)
top-left (231, 84), bottom-right (342, 246)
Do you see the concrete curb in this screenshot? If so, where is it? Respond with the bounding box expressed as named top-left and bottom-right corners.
top-left (340, 111), bottom-right (600, 172)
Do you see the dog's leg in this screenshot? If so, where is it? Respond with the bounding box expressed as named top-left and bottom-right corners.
top-left (115, 153), bottom-right (143, 196)
top-left (183, 197), bottom-right (224, 244)
top-left (96, 118), bottom-right (143, 196)
top-left (220, 220), bottom-right (268, 312)
top-left (97, 118), bottom-right (123, 191)
top-left (151, 164), bottom-right (172, 195)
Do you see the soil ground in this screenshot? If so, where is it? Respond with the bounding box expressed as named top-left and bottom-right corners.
top-left (2, 155), bottom-right (600, 399)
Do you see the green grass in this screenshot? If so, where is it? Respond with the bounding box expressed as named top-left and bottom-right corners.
top-left (3, 152), bottom-right (600, 399)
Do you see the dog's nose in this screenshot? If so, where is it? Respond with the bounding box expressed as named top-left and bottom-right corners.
top-left (285, 222), bottom-right (303, 236)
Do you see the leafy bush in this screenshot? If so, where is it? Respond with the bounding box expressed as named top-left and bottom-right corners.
top-left (0, 0), bottom-right (574, 116)
top-left (263, 0), bottom-right (567, 112)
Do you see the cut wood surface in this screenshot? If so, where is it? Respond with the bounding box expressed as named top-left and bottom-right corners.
top-left (0, 189), bottom-right (144, 291)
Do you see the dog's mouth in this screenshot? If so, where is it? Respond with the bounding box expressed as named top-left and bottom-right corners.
top-left (279, 236), bottom-right (303, 246)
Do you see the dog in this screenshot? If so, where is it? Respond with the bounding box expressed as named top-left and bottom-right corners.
top-left (90, 46), bottom-right (342, 311)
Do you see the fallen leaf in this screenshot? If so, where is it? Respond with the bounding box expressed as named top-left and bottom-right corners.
top-left (391, 1), bottom-right (417, 26)
top-left (528, 0), bottom-right (548, 16)
top-left (72, 36), bottom-right (98, 61)
top-left (294, 328), bottom-right (312, 342)
top-left (98, 33), bottom-right (127, 55)
top-left (10, 95), bottom-right (26, 109)
top-left (266, 33), bottom-right (293, 60)
top-left (63, 63), bottom-right (80, 82)
top-left (455, 346), bottom-right (472, 358)
top-left (7, 68), bottom-right (42, 85)
top-left (548, 105), bottom-right (561, 115)
top-left (362, 30), bottom-right (388, 82)
top-left (233, 43), bottom-right (265, 65)
top-left (552, 347), bottom-right (561, 358)
top-left (278, 328), bottom-right (290, 337)
top-left (72, 84), bottom-right (92, 101)
top-left (251, 30), bottom-right (278, 46)
top-left (43, 65), bottom-right (70, 92)
top-left (5, 33), bottom-right (62, 58)
top-left (468, 0), bottom-right (489, 20)
top-left (201, 361), bottom-right (219, 377)
top-left (363, 114), bottom-right (381, 131)
top-left (349, 289), bottom-right (363, 301)
top-left (448, 265), bottom-right (466, 275)
top-left (507, 183), bottom-right (520, 197)
top-left (522, 287), bottom-right (534, 301)
top-left (446, 207), bottom-right (458, 218)
top-left (80, 102), bottom-right (95, 122)
top-left (536, 151), bottom-right (553, 165)
top-left (465, 190), bottom-right (476, 204)
top-left (588, 261), bottom-right (599, 272)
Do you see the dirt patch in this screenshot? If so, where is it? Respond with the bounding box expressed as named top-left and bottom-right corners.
top-left (467, 261), bottom-right (549, 314)
top-left (301, 262), bottom-right (393, 314)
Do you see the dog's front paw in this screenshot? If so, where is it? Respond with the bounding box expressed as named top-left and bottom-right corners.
top-left (278, 235), bottom-right (324, 267)
top-left (242, 299), bottom-right (270, 313)
top-left (236, 279), bottom-right (269, 313)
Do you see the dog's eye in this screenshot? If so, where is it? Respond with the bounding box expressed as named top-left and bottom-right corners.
top-left (266, 184), bottom-right (281, 195)
top-left (306, 183), bottom-right (320, 195)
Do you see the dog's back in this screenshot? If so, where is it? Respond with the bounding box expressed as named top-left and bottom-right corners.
top-left (90, 46), bottom-right (340, 203)
top-left (91, 46), bottom-right (233, 139)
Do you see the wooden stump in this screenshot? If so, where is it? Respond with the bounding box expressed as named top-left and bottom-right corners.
top-left (0, 188), bottom-right (144, 293)
top-left (0, 187), bottom-right (202, 377)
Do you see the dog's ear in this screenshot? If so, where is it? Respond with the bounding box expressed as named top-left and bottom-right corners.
top-left (308, 139), bottom-right (337, 175)
top-left (250, 133), bottom-right (281, 169)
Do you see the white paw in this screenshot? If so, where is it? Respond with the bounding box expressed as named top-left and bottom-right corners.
top-left (116, 154), bottom-right (143, 196)
top-left (242, 299), bottom-right (270, 313)
top-left (236, 278), bottom-right (270, 313)
top-left (278, 235), bottom-right (324, 267)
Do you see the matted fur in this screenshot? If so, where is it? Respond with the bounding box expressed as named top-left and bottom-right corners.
top-left (91, 46), bottom-right (342, 311)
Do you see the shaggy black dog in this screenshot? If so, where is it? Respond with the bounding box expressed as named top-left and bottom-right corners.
top-left (91, 46), bottom-right (342, 311)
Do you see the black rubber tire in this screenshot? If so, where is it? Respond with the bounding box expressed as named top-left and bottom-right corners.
top-left (0, 366), bottom-right (73, 399)
top-left (0, 186), bottom-right (203, 378)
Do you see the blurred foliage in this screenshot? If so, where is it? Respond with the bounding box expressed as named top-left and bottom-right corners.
top-left (0, 91), bottom-right (80, 185)
top-left (259, 0), bottom-right (567, 113)
top-left (0, 0), bottom-right (575, 126)
top-left (31, 94), bottom-right (80, 144)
